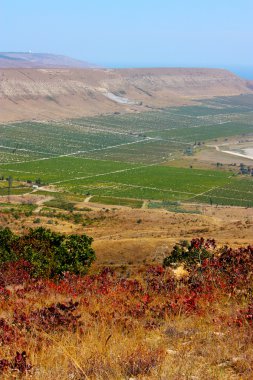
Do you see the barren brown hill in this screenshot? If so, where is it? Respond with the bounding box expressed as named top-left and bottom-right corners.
top-left (0, 67), bottom-right (252, 122)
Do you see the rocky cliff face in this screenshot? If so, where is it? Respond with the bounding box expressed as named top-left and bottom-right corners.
top-left (0, 67), bottom-right (252, 122)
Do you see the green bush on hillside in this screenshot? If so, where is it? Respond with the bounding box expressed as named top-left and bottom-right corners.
top-left (0, 227), bottom-right (95, 278)
top-left (163, 238), bottom-right (216, 268)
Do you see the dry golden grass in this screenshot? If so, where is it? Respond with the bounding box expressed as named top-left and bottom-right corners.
top-left (0, 266), bottom-right (253, 379)
top-left (1, 303), bottom-right (252, 379)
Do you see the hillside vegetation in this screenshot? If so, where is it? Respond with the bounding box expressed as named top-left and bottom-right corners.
top-left (0, 233), bottom-right (252, 379)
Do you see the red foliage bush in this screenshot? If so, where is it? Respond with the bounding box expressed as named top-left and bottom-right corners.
top-left (13, 300), bottom-right (81, 332)
top-left (0, 351), bottom-right (32, 374)
top-left (0, 259), bottom-right (32, 286)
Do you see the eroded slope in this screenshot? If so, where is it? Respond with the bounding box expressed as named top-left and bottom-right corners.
top-left (0, 67), bottom-right (252, 122)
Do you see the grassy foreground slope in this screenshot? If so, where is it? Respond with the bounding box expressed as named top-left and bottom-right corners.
top-left (0, 235), bottom-right (253, 379)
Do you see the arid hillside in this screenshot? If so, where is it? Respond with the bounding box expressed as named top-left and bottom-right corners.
top-left (0, 67), bottom-right (252, 122)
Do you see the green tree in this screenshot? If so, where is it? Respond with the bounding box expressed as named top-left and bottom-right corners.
top-left (163, 238), bottom-right (215, 268)
top-left (0, 227), bottom-right (95, 278)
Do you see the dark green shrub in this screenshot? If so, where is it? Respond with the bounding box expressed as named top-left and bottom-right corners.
top-left (0, 227), bottom-right (95, 278)
top-left (163, 238), bottom-right (216, 268)
top-left (0, 228), bottom-right (17, 263)
top-left (73, 213), bottom-right (82, 224)
top-left (13, 212), bottom-right (20, 220)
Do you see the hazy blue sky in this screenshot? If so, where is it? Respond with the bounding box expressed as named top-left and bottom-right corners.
top-left (2, 0), bottom-right (253, 70)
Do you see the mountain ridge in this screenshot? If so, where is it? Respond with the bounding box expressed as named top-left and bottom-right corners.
top-left (0, 65), bottom-right (252, 122)
top-left (0, 52), bottom-right (96, 69)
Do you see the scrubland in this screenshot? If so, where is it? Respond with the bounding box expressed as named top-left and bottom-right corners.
top-left (0, 235), bottom-right (253, 379)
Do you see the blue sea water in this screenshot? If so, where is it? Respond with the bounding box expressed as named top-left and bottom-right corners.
top-left (228, 67), bottom-right (253, 80)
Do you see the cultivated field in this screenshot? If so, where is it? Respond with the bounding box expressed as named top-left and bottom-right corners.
top-left (0, 95), bottom-right (252, 208)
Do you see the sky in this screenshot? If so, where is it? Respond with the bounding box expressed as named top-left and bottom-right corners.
top-left (1, 0), bottom-right (253, 75)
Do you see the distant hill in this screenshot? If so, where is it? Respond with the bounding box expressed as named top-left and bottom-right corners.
top-left (0, 64), bottom-right (252, 122)
top-left (0, 52), bottom-right (96, 69)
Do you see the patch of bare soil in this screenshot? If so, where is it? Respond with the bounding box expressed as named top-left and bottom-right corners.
top-left (0, 194), bottom-right (53, 205)
top-left (167, 142), bottom-right (253, 171)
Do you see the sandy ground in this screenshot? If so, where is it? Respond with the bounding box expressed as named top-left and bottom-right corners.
top-left (168, 139), bottom-right (253, 170)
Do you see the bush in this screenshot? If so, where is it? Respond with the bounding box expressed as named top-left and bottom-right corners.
top-left (163, 238), bottom-right (216, 268)
top-left (0, 228), bottom-right (17, 263)
top-left (0, 227), bottom-right (95, 278)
